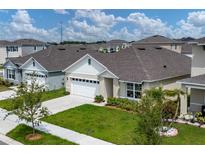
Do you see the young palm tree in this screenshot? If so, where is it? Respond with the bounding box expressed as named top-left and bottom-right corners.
top-left (164, 89), bottom-right (185, 127)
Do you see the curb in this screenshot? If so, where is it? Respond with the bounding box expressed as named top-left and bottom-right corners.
top-left (0, 133), bottom-right (23, 145)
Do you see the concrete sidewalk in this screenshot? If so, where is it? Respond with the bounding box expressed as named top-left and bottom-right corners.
top-left (0, 90), bottom-right (16, 101)
top-left (0, 102), bottom-right (113, 145)
top-left (0, 134), bottom-right (22, 145)
top-left (26, 121), bottom-right (113, 145)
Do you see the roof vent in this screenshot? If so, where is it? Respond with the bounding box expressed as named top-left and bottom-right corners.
top-left (138, 47), bottom-right (146, 50)
top-left (80, 47), bottom-right (86, 50)
top-left (155, 47), bottom-right (162, 50)
top-left (163, 65), bottom-right (167, 68)
top-left (58, 47), bottom-right (66, 50)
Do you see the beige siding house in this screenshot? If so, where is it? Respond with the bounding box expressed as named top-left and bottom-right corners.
top-left (179, 37), bottom-right (205, 115)
top-left (133, 35), bottom-right (192, 56)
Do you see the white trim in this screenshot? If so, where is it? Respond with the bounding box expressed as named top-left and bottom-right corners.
top-left (119, 80), bottom-right (142, 84)
top-left (178, 81), bottom-right (205, 88)
top-left (3, 59), bottom-right (17, 68)
top-left (190, 103), bottom-right (203, 106)
top-left (98, 69), bottom-right (118, 79)
top-left (19, 57), bottom-right (48, 72)
top-left (63, 54), bottom-right (119, 78)
top-left (119, 96), bottom-right (140, 101)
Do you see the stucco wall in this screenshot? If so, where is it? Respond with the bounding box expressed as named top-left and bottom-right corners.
top-left (160, 44), bottom-right (182, 54)
top-left (142, 75), bottom-right (189, 91)
top-left (190, 88), bottom-right (205, 112)
top-left (191, 45), bottom-right (205, 77)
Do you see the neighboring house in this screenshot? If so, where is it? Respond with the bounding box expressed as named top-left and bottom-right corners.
top-left (179, 37), bottom-right (205, 114)
top-left (133, 35), bottom-right (191, 56)
top-left (98, 39), bottom-right (130, 53)
top-left (3, 44), bottom-right (191, 99)
top-left (0, 39), bottom-right (47, 64)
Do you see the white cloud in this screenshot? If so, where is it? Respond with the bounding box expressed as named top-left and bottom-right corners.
top-left (187, 11), bottom-right (205, 27)
top-left (3, 10), bottom-right (205, 42)
top-left (54, 9), bottom-right (69, 15)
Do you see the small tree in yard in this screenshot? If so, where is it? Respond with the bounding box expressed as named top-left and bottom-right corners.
top-left (134, 87), bottom-right (186, 144)
top-left (4, 75), bottom-right (49, 140)
top-left (134, 87), bottom-right (165, 145)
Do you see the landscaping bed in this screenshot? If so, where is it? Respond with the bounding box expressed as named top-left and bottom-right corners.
top-left (43, 104), bottom-right (205, 145)
top-left (0, 88), bottom-right (68, 111)
top-left (7, 124), bottom-right (76, 145)
top-left (0, 85), bottom-right (10, 92)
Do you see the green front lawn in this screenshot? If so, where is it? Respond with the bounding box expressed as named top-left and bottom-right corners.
top-left (0, 88), bottom-right (68, 111)
top-left (7, 124), bottom-right (76, 145)
top-left (0, 85), bottom-right (10, 92)
top-left (43, 104), bottom-right (205, 145)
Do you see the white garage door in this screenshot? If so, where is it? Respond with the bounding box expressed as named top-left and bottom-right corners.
top-left (71, 78), bottom-right (100, 98)
top-left (26, 73), bottom-right (46, 87)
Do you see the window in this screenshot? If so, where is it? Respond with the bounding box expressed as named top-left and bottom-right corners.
top-left (6, 46), bottom-right (18, 52)
top-left (88, 58), bottom-right (91, 65)
top-left (175, 44), bottom-right (177, 50)
top-left (126, 83), bottom-right (142, 99)
top-left (34, 46), bottom-right (37, 51)
top-left (33, 61), bottom-right (35, 67)
top-left (7, 69), bottom-right (15, 80)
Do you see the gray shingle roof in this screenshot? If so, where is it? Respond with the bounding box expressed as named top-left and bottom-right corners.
top-left (8, 44), bottom-right (191, 82)
top-left (193, 37), bottom-right (205, 44)
top-left (179, 74), bottom-right (205, 85)
top-left (134, 35), bottom-right (182, 44)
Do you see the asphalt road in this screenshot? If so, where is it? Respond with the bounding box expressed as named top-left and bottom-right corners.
top-left (0, 140), bottom-right (7, 145)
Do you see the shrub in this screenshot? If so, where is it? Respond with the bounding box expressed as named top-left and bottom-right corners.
top-left (162, 101), bottom-right (177, 120)
top-left (0, 78), bottom-right (12, 86)
top-left (94, 95), bottom-right (104, 103)
top-left (107, 97), bottom-right (139, 112)
top-left (195, 112), bottom-right (205, 125)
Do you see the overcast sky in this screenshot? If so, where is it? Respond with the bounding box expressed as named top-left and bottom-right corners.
top-left (0, 9), bottom-right (205, 42)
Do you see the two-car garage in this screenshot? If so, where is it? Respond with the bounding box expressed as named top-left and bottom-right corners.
top-left (70, 77), bottom-right (100, 98)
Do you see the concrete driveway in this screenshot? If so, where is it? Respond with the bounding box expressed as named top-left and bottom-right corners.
top-left (42, 95), bottom-right (96, 114)
top-left (0, 90), bottom-right (16, 101)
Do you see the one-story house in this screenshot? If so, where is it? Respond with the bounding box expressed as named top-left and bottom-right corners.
top-left (3, 44), bottom-right (191, 99)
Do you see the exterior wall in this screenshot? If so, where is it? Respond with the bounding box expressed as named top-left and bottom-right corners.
top-left (191, 45), bottom-right (205, 77)
top-left (0, 47), bottom-right (7, 64)
top-left (21, 45), bottom-right (45, 56)
top-left (113, 78), bottom-right (120, 98)
top-left (160, 44), bottom-right (182, 54)
top-left (65, 72), bottom-right (71, 92)
top-left (190, 88), bottom-right (205, 112)
top-left (142, 75), bottom-right (189, 91)
top-left (68, 56), bottom-right (105, 76)
top-left (119, 82), bottom-right (127, 97)
top-left (46, 72), bottom-right (65, 90)
top-left (7, 46), bottom-right (22, 58)
top-left (0, 47), bottom-right (22, 64)
top-left (104, 78), bottom-right (113, 99)
top-left (3, 62), bottom-right (22, 84)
